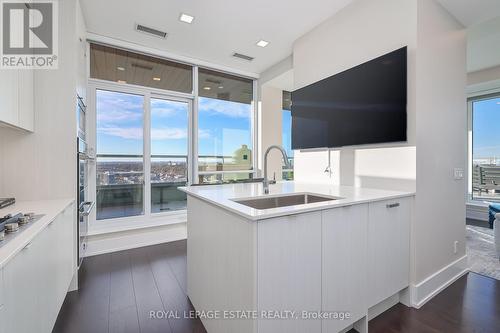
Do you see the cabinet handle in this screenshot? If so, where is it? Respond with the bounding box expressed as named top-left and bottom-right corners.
top-left (386, 203), bottom-right (400, 209)
top-left (23, 242), bottom-right (32, 250)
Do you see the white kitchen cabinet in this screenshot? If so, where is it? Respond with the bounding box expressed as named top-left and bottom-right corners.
top-left (3, 232), bottom-right (43, 333)
top-left (1, 202), bottom-right (75, 333)
top-left (18, 69), bottom-right (34, 131)
top-left (0, 70), bottom-right (19, 126)
top-left (367, 198), bottom-right (411, 307)
top-left (322, 204), bottom-right (368, 332)
top-left (257, 212), bottom-right (322, 333)
top-left (0, 69), bottom-right (34, 132)
top-left (0, 306), bottom-right (4, 333)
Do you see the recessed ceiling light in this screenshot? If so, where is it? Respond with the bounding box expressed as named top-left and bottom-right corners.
top-left (117, 80), bottom-right (127, 84)
top-left (153, 77), bottom-right (161, 81)
top-left (203, 86), bottom-right (211, 90)
top-left (256, 40), bottom-right (269, 47)
top-left (218, 86), bottom-right (224, 89)
top-left (179, 13), bottom-right (194, 24)
top-left (117, 66), bottom-right (125, 71)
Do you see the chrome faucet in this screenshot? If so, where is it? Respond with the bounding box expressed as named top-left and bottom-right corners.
top-left (263, 145), bottom-right (291, 194)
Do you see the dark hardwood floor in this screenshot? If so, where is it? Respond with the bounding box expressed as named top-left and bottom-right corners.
top-left (54, 241), bottom-right (500, 333)
top-left (53, 241), bottom-right (206, 333)
top-left (367, 272), bottom-right (500, 333)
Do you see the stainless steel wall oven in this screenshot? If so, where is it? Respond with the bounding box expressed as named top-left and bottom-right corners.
top-left (77, 94), bottom-right (94, 267)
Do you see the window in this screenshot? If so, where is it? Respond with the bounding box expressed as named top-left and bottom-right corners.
top-left (150, 98), bottom-right (189, 213)
top-left (197, 68), bottom-right (254, 184)
top-left (90, 44), bottom-right (193, 93)
top-left (282, 91), bottom-right (294, 180)
top-left (96, 90), bottom-right (145, 220)
top-left (90, 45), bottom-right (257, 224)
top-left (470, 94), bottom-right (500, 201)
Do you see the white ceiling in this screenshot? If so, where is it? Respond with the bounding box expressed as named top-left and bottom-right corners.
top-left (80, 0), bottom-right (353, 76)
top-left (437, 0), bottom-right (500, 27)
top-left (467, 16), bottom-right (500, 72)
top-left (81, 0), bottom-right (500, 76)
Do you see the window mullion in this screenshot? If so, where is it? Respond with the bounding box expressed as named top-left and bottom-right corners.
top-left (192, 66), bottom-right (199, 184)
top-left (144, 92), bottom-right (152, 216)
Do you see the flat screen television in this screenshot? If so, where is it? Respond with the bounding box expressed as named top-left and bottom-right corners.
top-left (291, 47), bottom-right (407, 149)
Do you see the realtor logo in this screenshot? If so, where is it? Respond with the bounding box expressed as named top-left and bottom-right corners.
top-left (1, 0), bottom-right (58, 69)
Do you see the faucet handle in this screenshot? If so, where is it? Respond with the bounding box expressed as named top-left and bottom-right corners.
top-left (269, 172), bottom-right (276, 184)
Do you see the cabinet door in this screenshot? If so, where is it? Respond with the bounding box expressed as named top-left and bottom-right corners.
top-left (3, 236), bottom-right (43, 333)
top-left (55, 205), bottom-right (75, 311)
top-left (0, 70), bottom-right (19, 127)
top-left (367, 198), bottom-right (411, 307)
top-left (257, 212), bottom-right (322, 333)
top-left (18, 69), bottom-right (34, 131)
top-left (37, 221), bottom-right (57, 332)
top-left (322, 204), bottom-right (368, 332)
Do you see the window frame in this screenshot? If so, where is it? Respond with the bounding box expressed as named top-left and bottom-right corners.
top-left (467, 92), bottom-right (500, 203)
top-left (87, 50), bottom-right (258, 231)
top-left (89, 79), bottom-right (194, 230)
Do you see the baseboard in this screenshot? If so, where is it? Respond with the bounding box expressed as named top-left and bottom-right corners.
top-left (85, 222), bottom-right (187, 256)
top-left (410, 255), bottom-right (469, 309)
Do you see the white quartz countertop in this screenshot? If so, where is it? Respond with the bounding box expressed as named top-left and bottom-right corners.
top-left (180, 182), bottom-right (414, 221)
top-left (0, 198), bottom-right (74, 267)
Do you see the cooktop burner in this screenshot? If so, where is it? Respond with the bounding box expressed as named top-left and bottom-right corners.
top-left (0, 213), bottom-right (45, 248)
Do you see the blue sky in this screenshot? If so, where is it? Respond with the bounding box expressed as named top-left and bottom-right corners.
top-left (472, 97), bottom-right (500, 159)
top-left (96, 90), bottom-right (252, 158)
top-left (282, 110), bottom-right (293, 157)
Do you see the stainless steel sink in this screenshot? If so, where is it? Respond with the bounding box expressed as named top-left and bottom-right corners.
top-left (232, 193), bottom-right (341, 210)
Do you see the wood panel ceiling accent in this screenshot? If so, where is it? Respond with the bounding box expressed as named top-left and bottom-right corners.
top-left (198, 68), bottom-right (253, 105)
top-left (90, 44), bottom-right (193, 93)
top-left (90, 44), bottom-right (254, 104)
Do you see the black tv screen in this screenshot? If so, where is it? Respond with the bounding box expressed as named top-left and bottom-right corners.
top-left (291, 47), bottom-right (407, 149)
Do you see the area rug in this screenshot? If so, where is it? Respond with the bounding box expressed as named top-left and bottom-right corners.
top-left (466, 225), bottom-right (500, 280)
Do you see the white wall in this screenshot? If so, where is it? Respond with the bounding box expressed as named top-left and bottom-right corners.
top-left (467, 65), bottom-right (500, 86)
top-left (291, 0), bottom-right (466, 289)
top-left (467, 16), bottom-right (500, 72)
top-left (292, 0), bottom-right (417, 191)
top-left (259, 85), bottom-right (285, 180)
top-left (0, 0), bottom-right (84, 201)
top-left (414, 0), bottom-right (467, 282)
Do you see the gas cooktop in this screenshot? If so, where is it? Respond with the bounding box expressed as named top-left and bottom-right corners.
top-left (0, 213), bottom-right (45, 249)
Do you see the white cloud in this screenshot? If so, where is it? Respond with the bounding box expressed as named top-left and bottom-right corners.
top-left (151, 128), bottom-right (187, 140)
top-left (98, 127), bottom-right (143, 140)
top-left (198, 129), bottom-right (211, 139)
top-left (96, 90), bottom-right (144, 124)
top-left (199, 98), bottom-right (251, 118)
top-left (97, 109), bottom-right (142, 123)
top-left (151, 107), bottom-right (177, 117)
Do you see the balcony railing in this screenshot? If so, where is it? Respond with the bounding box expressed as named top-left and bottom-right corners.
top-left (95, 153), bottom-right (256, 219)
top-left (472, 163), bottom-right (500, 201)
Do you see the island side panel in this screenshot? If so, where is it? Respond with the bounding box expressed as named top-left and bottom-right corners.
top-left (187, 195), bottom-right (258, 333)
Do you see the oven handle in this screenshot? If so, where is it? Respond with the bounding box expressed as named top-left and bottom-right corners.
top-left (78, 152), bottom-right (95, 161)
top-left (79, 201), bottom-right (95, 216)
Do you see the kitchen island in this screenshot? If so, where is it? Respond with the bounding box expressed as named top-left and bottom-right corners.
top-left (181, 182), bottom-right (414, 333)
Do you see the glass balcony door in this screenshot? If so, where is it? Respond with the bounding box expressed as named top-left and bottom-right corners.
top-left (149, 97), bottom-right (190, 213)
top-left (94, 87), bottom-right (193, 221)
top-left (95, 89), bottom-right (145, 220)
